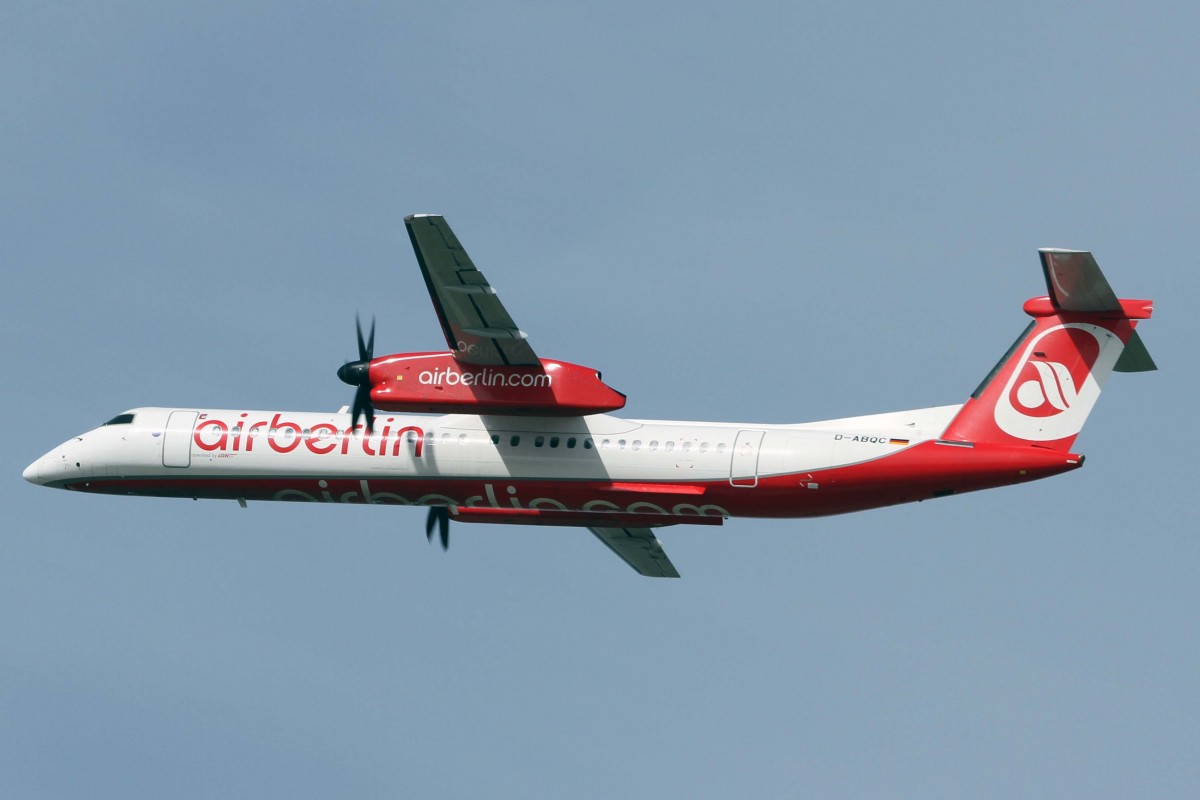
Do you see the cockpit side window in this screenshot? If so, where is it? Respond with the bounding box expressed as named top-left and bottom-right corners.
top-left (103, 413), bottom-right (135, 426)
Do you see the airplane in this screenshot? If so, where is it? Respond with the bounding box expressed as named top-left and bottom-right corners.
top-left (23, 215), bottom-right (1156, 577)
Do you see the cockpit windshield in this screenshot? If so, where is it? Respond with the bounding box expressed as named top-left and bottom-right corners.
top-left (102, 413), bottom-right (135, 426)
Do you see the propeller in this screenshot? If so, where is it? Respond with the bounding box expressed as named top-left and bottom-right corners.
top-left (425, 506), bottom-right (450, 550)
top-left (336, 315), bottom-right (375, 433)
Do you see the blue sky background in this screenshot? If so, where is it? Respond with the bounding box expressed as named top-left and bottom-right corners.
top-left (3, 2), bottom-right (1197, 797)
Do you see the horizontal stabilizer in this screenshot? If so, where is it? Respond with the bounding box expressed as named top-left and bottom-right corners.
top-left (1039, 249), bottom-right (1121, 313)
top-left (1114, 329), bottom-right (1157, 372)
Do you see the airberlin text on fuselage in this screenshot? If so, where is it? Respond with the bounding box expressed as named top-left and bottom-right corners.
top-left (272, 479), bottom-right (729, 519)
top-left (192, 413), bottom-right (424, 457)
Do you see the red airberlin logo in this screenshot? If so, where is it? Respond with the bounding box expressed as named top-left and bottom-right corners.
top-left (993, 322), bottom-right (1119, 443)
top-left (1007, 327), bottom-right (1100, 419)
top-left (192, 413), bottom-right (425, 457)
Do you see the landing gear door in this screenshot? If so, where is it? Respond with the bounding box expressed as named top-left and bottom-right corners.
top-left (730, 429), bottom-right (765, 487)
top-left (162, 411), bottom-right (198, 468)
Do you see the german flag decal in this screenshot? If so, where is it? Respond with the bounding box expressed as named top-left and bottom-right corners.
top-left (889, 438), bottom-right (910, 446)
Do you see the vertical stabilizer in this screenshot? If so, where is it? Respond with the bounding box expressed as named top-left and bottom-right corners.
top-left (940, 250), bottom-right (1154, 452)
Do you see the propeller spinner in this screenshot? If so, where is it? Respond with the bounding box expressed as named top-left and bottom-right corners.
top-left (336, 315), bottom-right (376, 433)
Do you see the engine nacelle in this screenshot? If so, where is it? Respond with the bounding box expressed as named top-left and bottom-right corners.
top-left (367, 353), bottom-right (626, 416)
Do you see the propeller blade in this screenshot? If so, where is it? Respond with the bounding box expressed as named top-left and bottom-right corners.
top-left (425, 507), bottom-right (450, 550)
top-left (351, 384), bottom-right (375, 434)
top-left (355, 314), bottom-right (367, 360)
top-left (343, 315), bottom-right (377, 434)
top-left (355, 314), bottom-right (376, 361)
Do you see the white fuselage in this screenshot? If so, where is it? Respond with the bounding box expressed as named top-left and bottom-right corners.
top-left (25, 405), bottom-right (964, 519)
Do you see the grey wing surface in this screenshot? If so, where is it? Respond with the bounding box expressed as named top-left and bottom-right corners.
top-left (405, 214), bottom-right (539, 366)
top-left (1038, 249), bottom-right (1121, 313)
top-left (589, 527), bottom-right (681, 578)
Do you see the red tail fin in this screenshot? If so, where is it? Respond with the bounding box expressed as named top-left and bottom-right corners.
top-left (940, 250), bottom-right (1154, 452)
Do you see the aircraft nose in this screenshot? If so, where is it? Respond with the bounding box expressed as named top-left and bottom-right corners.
top-left (23, 443), bottom-right (89, 488)
top-left (22, 458), bottom-right (42, 485)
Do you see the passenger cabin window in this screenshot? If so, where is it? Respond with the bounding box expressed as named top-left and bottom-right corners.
top-left (510, 435), bottom-right (521, 447)
top-left (550, 437), bottom-right (560, 448)
top-left (491, 434), bottom-right (500, 445)
top-left (535, 436), bottom-right (545, 447)
top-left (584, 439), bottom-right (594, 450)
top-left (103, 413), bottom-right (135, 426)
top-left (567, 437), bottom-right (577, 449)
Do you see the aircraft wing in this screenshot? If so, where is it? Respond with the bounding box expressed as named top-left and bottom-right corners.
top-left (405, 214), bottom-right (540, 366)
top-left (589, 526), bottom-right (681, 578)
